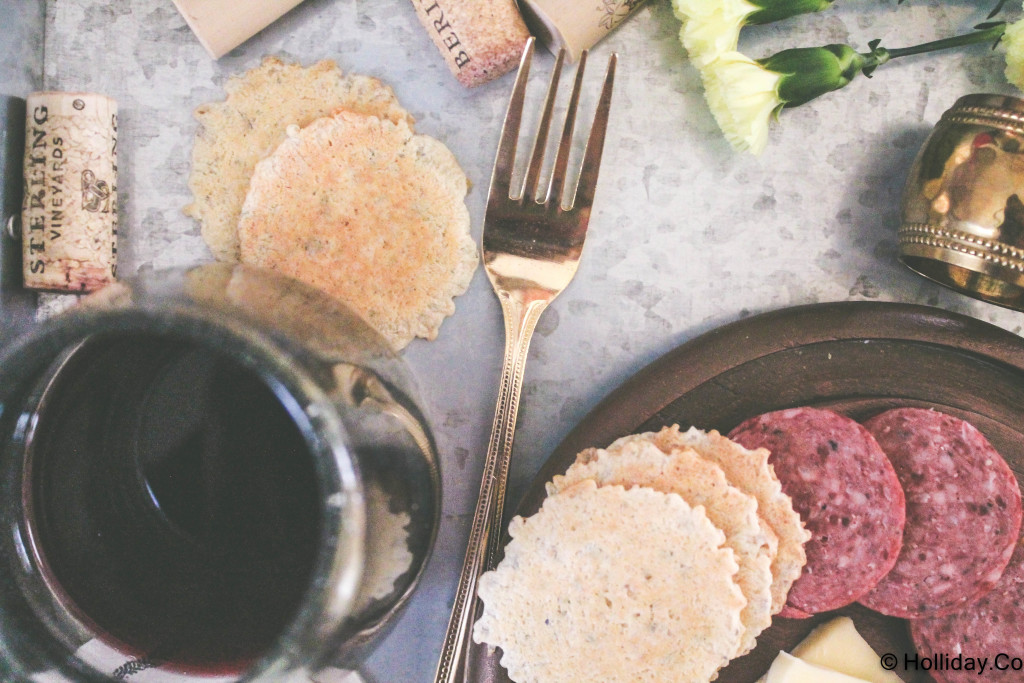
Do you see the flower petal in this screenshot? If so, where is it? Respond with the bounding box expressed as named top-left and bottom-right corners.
top-left (1003, 16), bottom-right (1024, 91)
top-left (672, 0), bottom-right (757, 22)
top-left (672, 0), bottom-right (756, 66)
top-left (701, 52), bottom-right (783, 155)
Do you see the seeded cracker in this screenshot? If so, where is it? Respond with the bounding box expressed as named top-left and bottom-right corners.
top-left (238, 112), bottom-right (476, 349)
top-left (650, 426), bottom-right (810, 615)
top-left (186, 57), bottom-right (414, 262)
top-left (473, 480), bottom-right (745, 683)
top-left (550, 437), bottom-right (776, 656)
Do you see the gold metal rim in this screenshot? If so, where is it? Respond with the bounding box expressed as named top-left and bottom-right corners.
top-left (942, 105), bottom-right (1024, 135)
top-left (899, 223), bottom-right (1024, 273)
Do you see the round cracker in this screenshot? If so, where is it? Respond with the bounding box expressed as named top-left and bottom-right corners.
top-left (237, 112), bottom-right (476, 349)
top-left (474, 480), bottom-right (745, 683)
top-left (550, 438), bottom-right (776, 656)
top-left (186, 56), bottom-right (414, 262)
top-left (650, 425), bottom-right (810, 615)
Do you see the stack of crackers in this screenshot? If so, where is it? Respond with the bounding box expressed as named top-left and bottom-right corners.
top-left (473, 426), bottom-right (810, 683)
top-left (186, 57), bottom-right (477, 350)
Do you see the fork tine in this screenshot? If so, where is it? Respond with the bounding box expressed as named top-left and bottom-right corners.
top-left (489, 38), bottom-right (534, 203)
top-left (573, 52), bottom-right (617, 211)
top-left (520, 48), bottom-right (566, 203)
top-left (545, 50), bottom-right (588, 209)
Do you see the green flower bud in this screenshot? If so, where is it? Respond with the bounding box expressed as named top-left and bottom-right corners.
top-left (747, 0), bottom-right (837, 25)
top-left (759, 44), bottom-right (872, 108)
top-left (673, 0), bottom-right (842, 68)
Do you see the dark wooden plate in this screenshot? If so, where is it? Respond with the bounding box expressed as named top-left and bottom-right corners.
top-left (479, 301), bottom-right (1024, 683)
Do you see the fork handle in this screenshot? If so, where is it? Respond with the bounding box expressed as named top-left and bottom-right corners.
top-left (433, 292), bottom-right (548, 683)
top-left (483, 293), bottom-right (549, 571)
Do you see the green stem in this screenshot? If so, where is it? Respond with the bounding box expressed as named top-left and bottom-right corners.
top-left (886, 22), bottom-right (1006, 60)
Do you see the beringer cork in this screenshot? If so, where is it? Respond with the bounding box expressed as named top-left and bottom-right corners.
top-left (409, 0), bottom-right (530, 88)
top-left (22, 92), bottom-right (117, 293)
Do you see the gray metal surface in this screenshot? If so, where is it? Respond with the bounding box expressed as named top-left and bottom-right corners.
top-left (12, 1), bottom-right (1024, 681)
top-left (0, 0), bottom-right (44, 342)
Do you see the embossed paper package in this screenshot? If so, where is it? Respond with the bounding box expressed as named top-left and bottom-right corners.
top-left (519, 0), bottom-right (648, 61)
top-left (21, 92), bottom-right (117, 293)
top-left (171, 0), bottom-right (306, 59)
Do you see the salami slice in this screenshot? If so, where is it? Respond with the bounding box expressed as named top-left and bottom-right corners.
top-left (859, 408), bottom-right (1022, 618)
top-left (910, 536), bottom-right (1024, 683)
top-left (729, 407), bottom-right (905, 615)
top-left (776, 604), bottom-right (812, 620)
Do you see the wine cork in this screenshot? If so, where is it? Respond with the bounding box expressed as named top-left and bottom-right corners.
top-left (171, 0), bottom-right (306, 59)
top-left (22, 92), bottom-right (117, 293)
top-left (409, 0), bottom-right (530, 88)
top-left (518, 0), bottom-right (648, 61)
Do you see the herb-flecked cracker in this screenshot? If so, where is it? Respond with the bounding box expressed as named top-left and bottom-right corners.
top-left (186, 56), bottom-right (414, 262)
top-left (651, 426), bottom-right (811, 615)
top-left (473, 480), bottom-right (745, 683)
top-left (237, 112), bottom-right (476, 349)
top-left (550, 437), bottom-right (777, 656)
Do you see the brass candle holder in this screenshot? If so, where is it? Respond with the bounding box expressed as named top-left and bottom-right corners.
top-left (900, 93), bottom-right (1024, 311)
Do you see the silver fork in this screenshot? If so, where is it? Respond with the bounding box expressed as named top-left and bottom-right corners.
top-left (433, 37), bottom-right (617, 683)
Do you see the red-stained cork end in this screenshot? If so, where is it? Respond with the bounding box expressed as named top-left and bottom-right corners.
top-left (410, 0), bottom-right (531, 88)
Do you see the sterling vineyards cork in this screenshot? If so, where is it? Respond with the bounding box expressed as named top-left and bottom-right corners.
top-left (22, 92), bottom-right (118, 293)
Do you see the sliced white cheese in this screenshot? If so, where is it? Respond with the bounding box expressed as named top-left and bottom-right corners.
top-left (765, 652), bottom-right (872, 683)
top-left (791, 617), bottom-right (903, 683)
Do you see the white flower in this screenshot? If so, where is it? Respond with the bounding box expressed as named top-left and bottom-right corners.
top-left (672, 0), bottom-right (757, 66)
top-left (1003, 15), bottom-right (1024, 91)
top-left (700, 52), bottom-right (783, 155)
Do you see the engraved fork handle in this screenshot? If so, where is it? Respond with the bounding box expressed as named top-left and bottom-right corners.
top-left (433, 291), bottom-right (549, 683)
